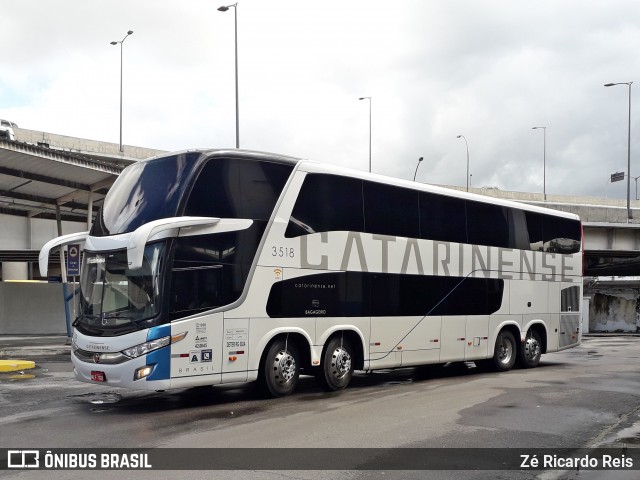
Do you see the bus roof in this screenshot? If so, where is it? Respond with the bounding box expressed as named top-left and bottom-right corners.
top-left (144, 148), bottom-right (580, 222)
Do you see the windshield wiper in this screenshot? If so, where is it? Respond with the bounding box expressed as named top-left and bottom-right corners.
top-left (102, 312), bottom-right (135, 318)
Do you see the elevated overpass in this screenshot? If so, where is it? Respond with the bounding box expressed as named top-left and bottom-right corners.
top-left (0, 127), bottom-right (165, 279)
top-left (444, 185), bottom-right (640, 278)
top-left (1, 129), bottom-right (640, 279)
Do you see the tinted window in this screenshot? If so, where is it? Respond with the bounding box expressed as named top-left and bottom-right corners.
top-left (525, 212), bottom-right (544, 251)
top-left (184, 158), bottom-right (292, 221)
top-left (543, 216), bottom-right (581, 254)
top-left (525, 211), bottom-right (581, 254)
top-left (285, 174), bottom-right (364, 237)
top-left (92, 152), bottom-right (199, 236)
top-left (371, 273), bottom-right (503, 316)
top-left (266, 272), bottom-right (370, 317)
top-left (419, 192), bottom-right (467, 244)
top-left (466, 201), bottom-right (510, 248)
top-left (267, 272), bottom-right (503, 318)
top-left (364, 181), bottom-right (419, 238)
top-left (168, 223), bottom-right (266, 320)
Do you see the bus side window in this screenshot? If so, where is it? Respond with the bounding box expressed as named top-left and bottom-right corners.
top-left (466, 201), bottom-right (510, 248)
top-left (184, 157), bottom-right (292, 221)
top-left (419, 192), bottom-right (467, 244)
top-left (285, 174), bottom-right (364, 238)
top-left (363, 181), bottom-right (419, 238)
top-left (542, 216), bottom-right (581, 254)
top-left (525, 211), bottom-right (545, 251)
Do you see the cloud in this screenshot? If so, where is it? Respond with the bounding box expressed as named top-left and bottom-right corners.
top-left (2, 0), bottom-right (640, 200)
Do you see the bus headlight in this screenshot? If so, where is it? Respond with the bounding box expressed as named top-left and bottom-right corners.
top-left (121, 331), bottom-right (187, 359)
top-left (122, 336), bottom-right (171, 359)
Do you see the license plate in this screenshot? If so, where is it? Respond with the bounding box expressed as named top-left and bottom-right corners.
top-left (91, 371), bottom-right (106, 382)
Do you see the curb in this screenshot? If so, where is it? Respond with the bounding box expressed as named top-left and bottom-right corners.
top-left (0, 347), bottom-right (71, 358)
top-left (0, 359), bottom-right (36, 372)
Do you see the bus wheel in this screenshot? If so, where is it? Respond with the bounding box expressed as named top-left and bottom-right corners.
top-left (317, 336), bottom-right (354, 391)
top-left (518, 329), bottom-right (542, 368)
top-left (490, 330), bottom-right (516, 372)
top-left (261, 339), bottom-right (300, 398)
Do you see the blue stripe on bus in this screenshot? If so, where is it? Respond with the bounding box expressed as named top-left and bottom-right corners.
top-left (147, 324), bottom-right (171, 341)
top-left (146, 325), bottom-right (172, 381)
top-left (146, 346), bottom-right (170, 381)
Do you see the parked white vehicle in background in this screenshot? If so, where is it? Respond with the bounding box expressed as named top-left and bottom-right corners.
top-left (0, 119), bottom-right (17, 141)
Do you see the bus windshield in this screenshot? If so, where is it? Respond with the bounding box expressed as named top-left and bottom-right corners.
top-left (77, 242), bottom-right (166, 335)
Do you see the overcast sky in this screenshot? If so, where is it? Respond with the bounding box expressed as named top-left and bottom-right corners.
top-left (2, 0), bottom-right (640, 199)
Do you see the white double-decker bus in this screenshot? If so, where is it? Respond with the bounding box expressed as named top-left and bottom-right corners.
top-left (40, 149), bottom-right (583, 397)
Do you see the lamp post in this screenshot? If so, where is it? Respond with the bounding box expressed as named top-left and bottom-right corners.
top-left (532, 126), bottom-right (546, 201)
top-left (456, 135), bottom-right (469, 192)
top-left (605, 81), bottom-right (633, 221)
top-left (110, 30), bottom-right (133, 153)
top-left (359, 96), bottom-right (372, 172)
top-left (413, 156), bottom-right (424, 181)
top-left (218, 3), bottom-right (239, 148)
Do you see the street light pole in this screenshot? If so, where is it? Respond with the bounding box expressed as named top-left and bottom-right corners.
top-left (456, 135), bottom-right (469, 192)
top-left (359, 96), bottom-right (372, 173)
top-left (218, 3), bottom-right (239, 148)
top-left (413, 156), bottom-right (424, 181)
top-left (110, 30), bottom-right (133, 153)
top-left (605, 81), bottom-right (633, 221)
top-left (532, 126), bottom-right (547, 201)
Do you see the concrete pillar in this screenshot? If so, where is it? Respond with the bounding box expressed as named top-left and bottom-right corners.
top-left (582, 297), bottom-right (590, 334)
top-left (2, 262), bottom-right (29, 281)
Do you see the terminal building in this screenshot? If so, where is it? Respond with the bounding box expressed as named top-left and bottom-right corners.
top-left (0, 126), bottom-right (639, 334)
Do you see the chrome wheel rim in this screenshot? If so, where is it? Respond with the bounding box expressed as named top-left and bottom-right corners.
top-left (497, 336), bottom-right (513, 365)
top-left (523, 335), bottom-right (541, 362)
top-left (330, 346), bottom-right (352, 380)
top-left (272, 350), bottom-right (296, 385)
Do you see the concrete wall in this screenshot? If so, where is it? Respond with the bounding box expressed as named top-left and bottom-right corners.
top-left (0, 283), bottom-right (68, 335)
top-left (14, 127), bottom-right (165, 161)
top-left (586, 291), bottom-right (640, 332)
top-left (0, 213), bottom-right (86, 251)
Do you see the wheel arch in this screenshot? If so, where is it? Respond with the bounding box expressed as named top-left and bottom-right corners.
top-left (321, 329), bottom-right (366, 371)
top-left (523, 321), bottom-right (548, 354)
top-left (490, 321), bottom-right (521, 352)
top-left (255, 328), bottom-right (313, 371)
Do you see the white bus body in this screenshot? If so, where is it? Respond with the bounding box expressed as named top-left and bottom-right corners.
top-left (40, 149), bottom-right (583, 397)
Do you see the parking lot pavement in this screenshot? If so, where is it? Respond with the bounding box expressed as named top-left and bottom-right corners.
top-left (0, 335), bottom-right (71, 361)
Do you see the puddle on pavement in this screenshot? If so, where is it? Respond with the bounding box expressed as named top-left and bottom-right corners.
top-left (69, 392), bottom-right (123, 405)
top-left (7, 373), bottom-right (36, 380)
top-left (602, 419), bottom-right (640, 446)
top-left (0, 366), bottom-right (47, 382)
top-left (613, 424), bottom-right (640, 445)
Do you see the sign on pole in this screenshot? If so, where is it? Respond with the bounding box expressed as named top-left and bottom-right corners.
top-left (611, 171), bottom-right (625, 183)
top-left (67, 244), bottom-right (80, 276)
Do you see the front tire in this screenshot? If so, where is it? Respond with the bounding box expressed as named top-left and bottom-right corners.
top-left (518, 329), bottom-right (542, 368)
top-left (316, 336), bottom-right (354, 391)
top-left (260, 339), bottom-right (300, 398)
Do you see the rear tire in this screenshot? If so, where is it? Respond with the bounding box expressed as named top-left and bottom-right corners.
top-left (259, 339), bottom-right (300, 398)
top-left (518, 329), bottom-right (542, 368)
top-left (316, 336), bottom-right (354, 391)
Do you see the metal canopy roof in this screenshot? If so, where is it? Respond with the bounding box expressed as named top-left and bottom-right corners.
top-left (0, 139), bottom-right (135, 222)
